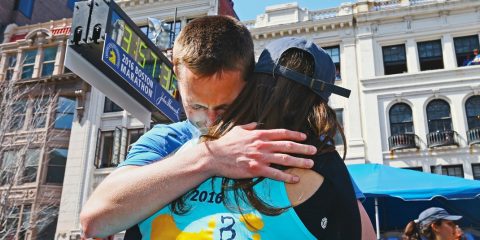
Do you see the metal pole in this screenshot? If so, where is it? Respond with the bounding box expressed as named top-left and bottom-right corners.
top-left (375, 197), bottom-right (380, 240)
top-left (172, 7), bottom-right (177, 47)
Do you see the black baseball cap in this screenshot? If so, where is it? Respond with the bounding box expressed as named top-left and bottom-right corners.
top-left (254, 37), bottom-right (351, 102)
top-left (415, 207), bottom-right (462, 229)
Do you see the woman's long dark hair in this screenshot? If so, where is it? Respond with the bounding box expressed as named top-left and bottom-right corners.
top-left (170, 48), bottom-right (346, 218)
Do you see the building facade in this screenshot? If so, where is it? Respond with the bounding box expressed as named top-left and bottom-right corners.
top-left (0, 18), bottom-right (82, 239)
top-left (246, 0), bottom-right (480, 180)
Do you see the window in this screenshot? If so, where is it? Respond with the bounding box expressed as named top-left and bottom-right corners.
top-left (139, 21), bottom-right (181, 49)
top-left (426, 99), bottom-right (452, 133)
top-left (334, 109), bottom-right (344, 146)
top-left (16, 0), bottom-right (35, 18)
top-left (95, 128), bottom-right (121, 168)
top-left (5, 206), bottom-right (20, 239)
top-left (41, 46), bottom-right (57, 77)
top-left (54, 97), bottom-right (75, 129)
top-left (1, 150), bottom-right (16, 185)
top-left (104, 97), bottom-right (123, 113)
top-left (166, 21), bottom-right (181, 49)
top-left (472, 164), bottom-right (480, 180)
top-left (126, 128), bottom-right (144, 153)
top-left (5, 54), bottom-right (17, 81)
top-left (465, 96), bottom-right (480, 130)
top-left (32, 97), bottom-right (49, 129)
top-left (139, 26), bottom-right (154, 43)
top-left (324, 46), bottom-right (341, 80)
top-left (36, 206), bottom-right (58, 239)
top-left (389, 103), bottom-right (414, 135)
top-left (417, 40), bottom-right (444, 71)
top-left (453, 35), bottom-right (479, 67)
top-left (383, 44), bottom-right (407, 75)
top-left (4, 204), bottom-right (31, 240)
top-left (18, 204), bottom-right (31, 239)
top-left (10, 99), bottom-right (27, 131)
top-left (22, 148), bottom-right (40, 183)
top-left (431, 165), bottom-right (464, 178)
top-left (20, 49), bottom-right (37, 79)
top-left (46, 149), bottom-right (67, 184)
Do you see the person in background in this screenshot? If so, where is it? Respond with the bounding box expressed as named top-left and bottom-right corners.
top-left (467, 48), bottom-right (480, 66)
top-left (403, 207), bottom-right (463, 240)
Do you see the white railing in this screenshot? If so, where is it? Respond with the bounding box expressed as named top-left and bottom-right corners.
top-left (309, 7), bottom-right (339, 20)
top-left (372, 0), bottom-right (402, 11)
top-left (410, 0), bottom-right (442, 6)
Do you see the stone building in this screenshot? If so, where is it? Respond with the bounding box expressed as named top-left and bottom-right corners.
top-left (246, 0), bottom-right (480, 179)
top-left (0, 18), bottom-right (82, 239)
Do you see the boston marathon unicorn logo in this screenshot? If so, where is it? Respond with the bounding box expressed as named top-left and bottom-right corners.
top-left (104, 42), bottom-right (121, 68)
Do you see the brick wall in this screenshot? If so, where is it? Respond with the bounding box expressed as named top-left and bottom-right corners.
top-left (0, 0), bottom-right (73, 27)
top-left (0, 0), bottom-right (16, 24)
top-left (0, 0), bottom-right (73, 42)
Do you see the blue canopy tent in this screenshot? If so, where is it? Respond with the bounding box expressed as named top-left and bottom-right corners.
top-left (348, 164), bottom-right (480, 239)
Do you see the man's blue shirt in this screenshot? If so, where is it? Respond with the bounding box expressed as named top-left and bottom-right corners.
top-left (118, 121), bottom-right (364, 200)
top-left (118, 120), bottom-right (198, 167)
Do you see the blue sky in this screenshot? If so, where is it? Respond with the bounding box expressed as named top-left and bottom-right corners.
top-left (234, 0), bottom-right (349, 21)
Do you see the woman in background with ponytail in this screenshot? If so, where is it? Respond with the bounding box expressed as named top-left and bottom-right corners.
top-left (403, 207), bottom-right (463, 240)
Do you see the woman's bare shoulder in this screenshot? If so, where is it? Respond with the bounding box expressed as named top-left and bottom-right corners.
top-left (284, 168), bottom-right (324, 206)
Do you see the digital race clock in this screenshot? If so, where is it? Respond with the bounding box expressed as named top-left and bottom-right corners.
top-left (67, 0), bottom-right (182, 122)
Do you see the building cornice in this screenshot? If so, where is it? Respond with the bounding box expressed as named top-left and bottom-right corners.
top-left (361, 65), bottom-right (480, 93)
top-left (355, 0), bottom-right (480, 23)
top-left (249, 15), bottom-right (354, 40)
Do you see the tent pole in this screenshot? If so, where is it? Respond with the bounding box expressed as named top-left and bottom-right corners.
top-left (375, 197), bottom-right (380, 240)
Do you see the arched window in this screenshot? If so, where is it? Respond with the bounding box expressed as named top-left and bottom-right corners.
top-left (426, 99), bottom-right (452, 132)
top-left (465, 96), bottom-right (480, 130)
top-left (389, 103), bottom-right (414, 135)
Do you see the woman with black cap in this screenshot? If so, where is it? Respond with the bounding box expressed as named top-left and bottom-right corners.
top-left (403, 207), bottom-right (463, 240)
top-left (136, 37), bottom-right (361, 239)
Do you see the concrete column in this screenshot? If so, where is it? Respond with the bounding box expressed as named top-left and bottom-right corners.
top-left (56, 88), bottom-right (104, 238)
top-left (463, 162), bottom-right (474, 180)
top-left (442, 33), bottom-right (457, 69)
top-left (0, 53), bottom-right (7, 80)
top-left (450, 94), bottom-right (468, 147)
top-left (356, 35), bottom-right (377, 79)
top-left (406, 38), bottom-right (420, 73)
top-left (13, 49), bottom-right (22, 81)
top-left (411, 97), bottom-right (428, 149)
top-left (32, 45), bottom-right (42, 78)
top-left (54, 40), bottom-right (66, 75)
top-left (342, 39), bottom-right (366, 162)
top-left (119, 110), bottom-right (129, 162)
top-left (362, 93), bottom-right (384, 163)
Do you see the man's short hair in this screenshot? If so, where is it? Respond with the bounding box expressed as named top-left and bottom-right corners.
top-left (172, 15), bottom-right (254, 81)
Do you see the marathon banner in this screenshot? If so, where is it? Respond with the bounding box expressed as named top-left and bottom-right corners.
top-left (102, 36), bottom-right (182, 122)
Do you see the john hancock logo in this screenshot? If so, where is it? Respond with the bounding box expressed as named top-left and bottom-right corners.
top-left (105, 42), bottom-right (120, 68)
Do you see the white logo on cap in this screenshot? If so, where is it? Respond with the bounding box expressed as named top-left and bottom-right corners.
top-left (321, 217), bottom-right (328, 229)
